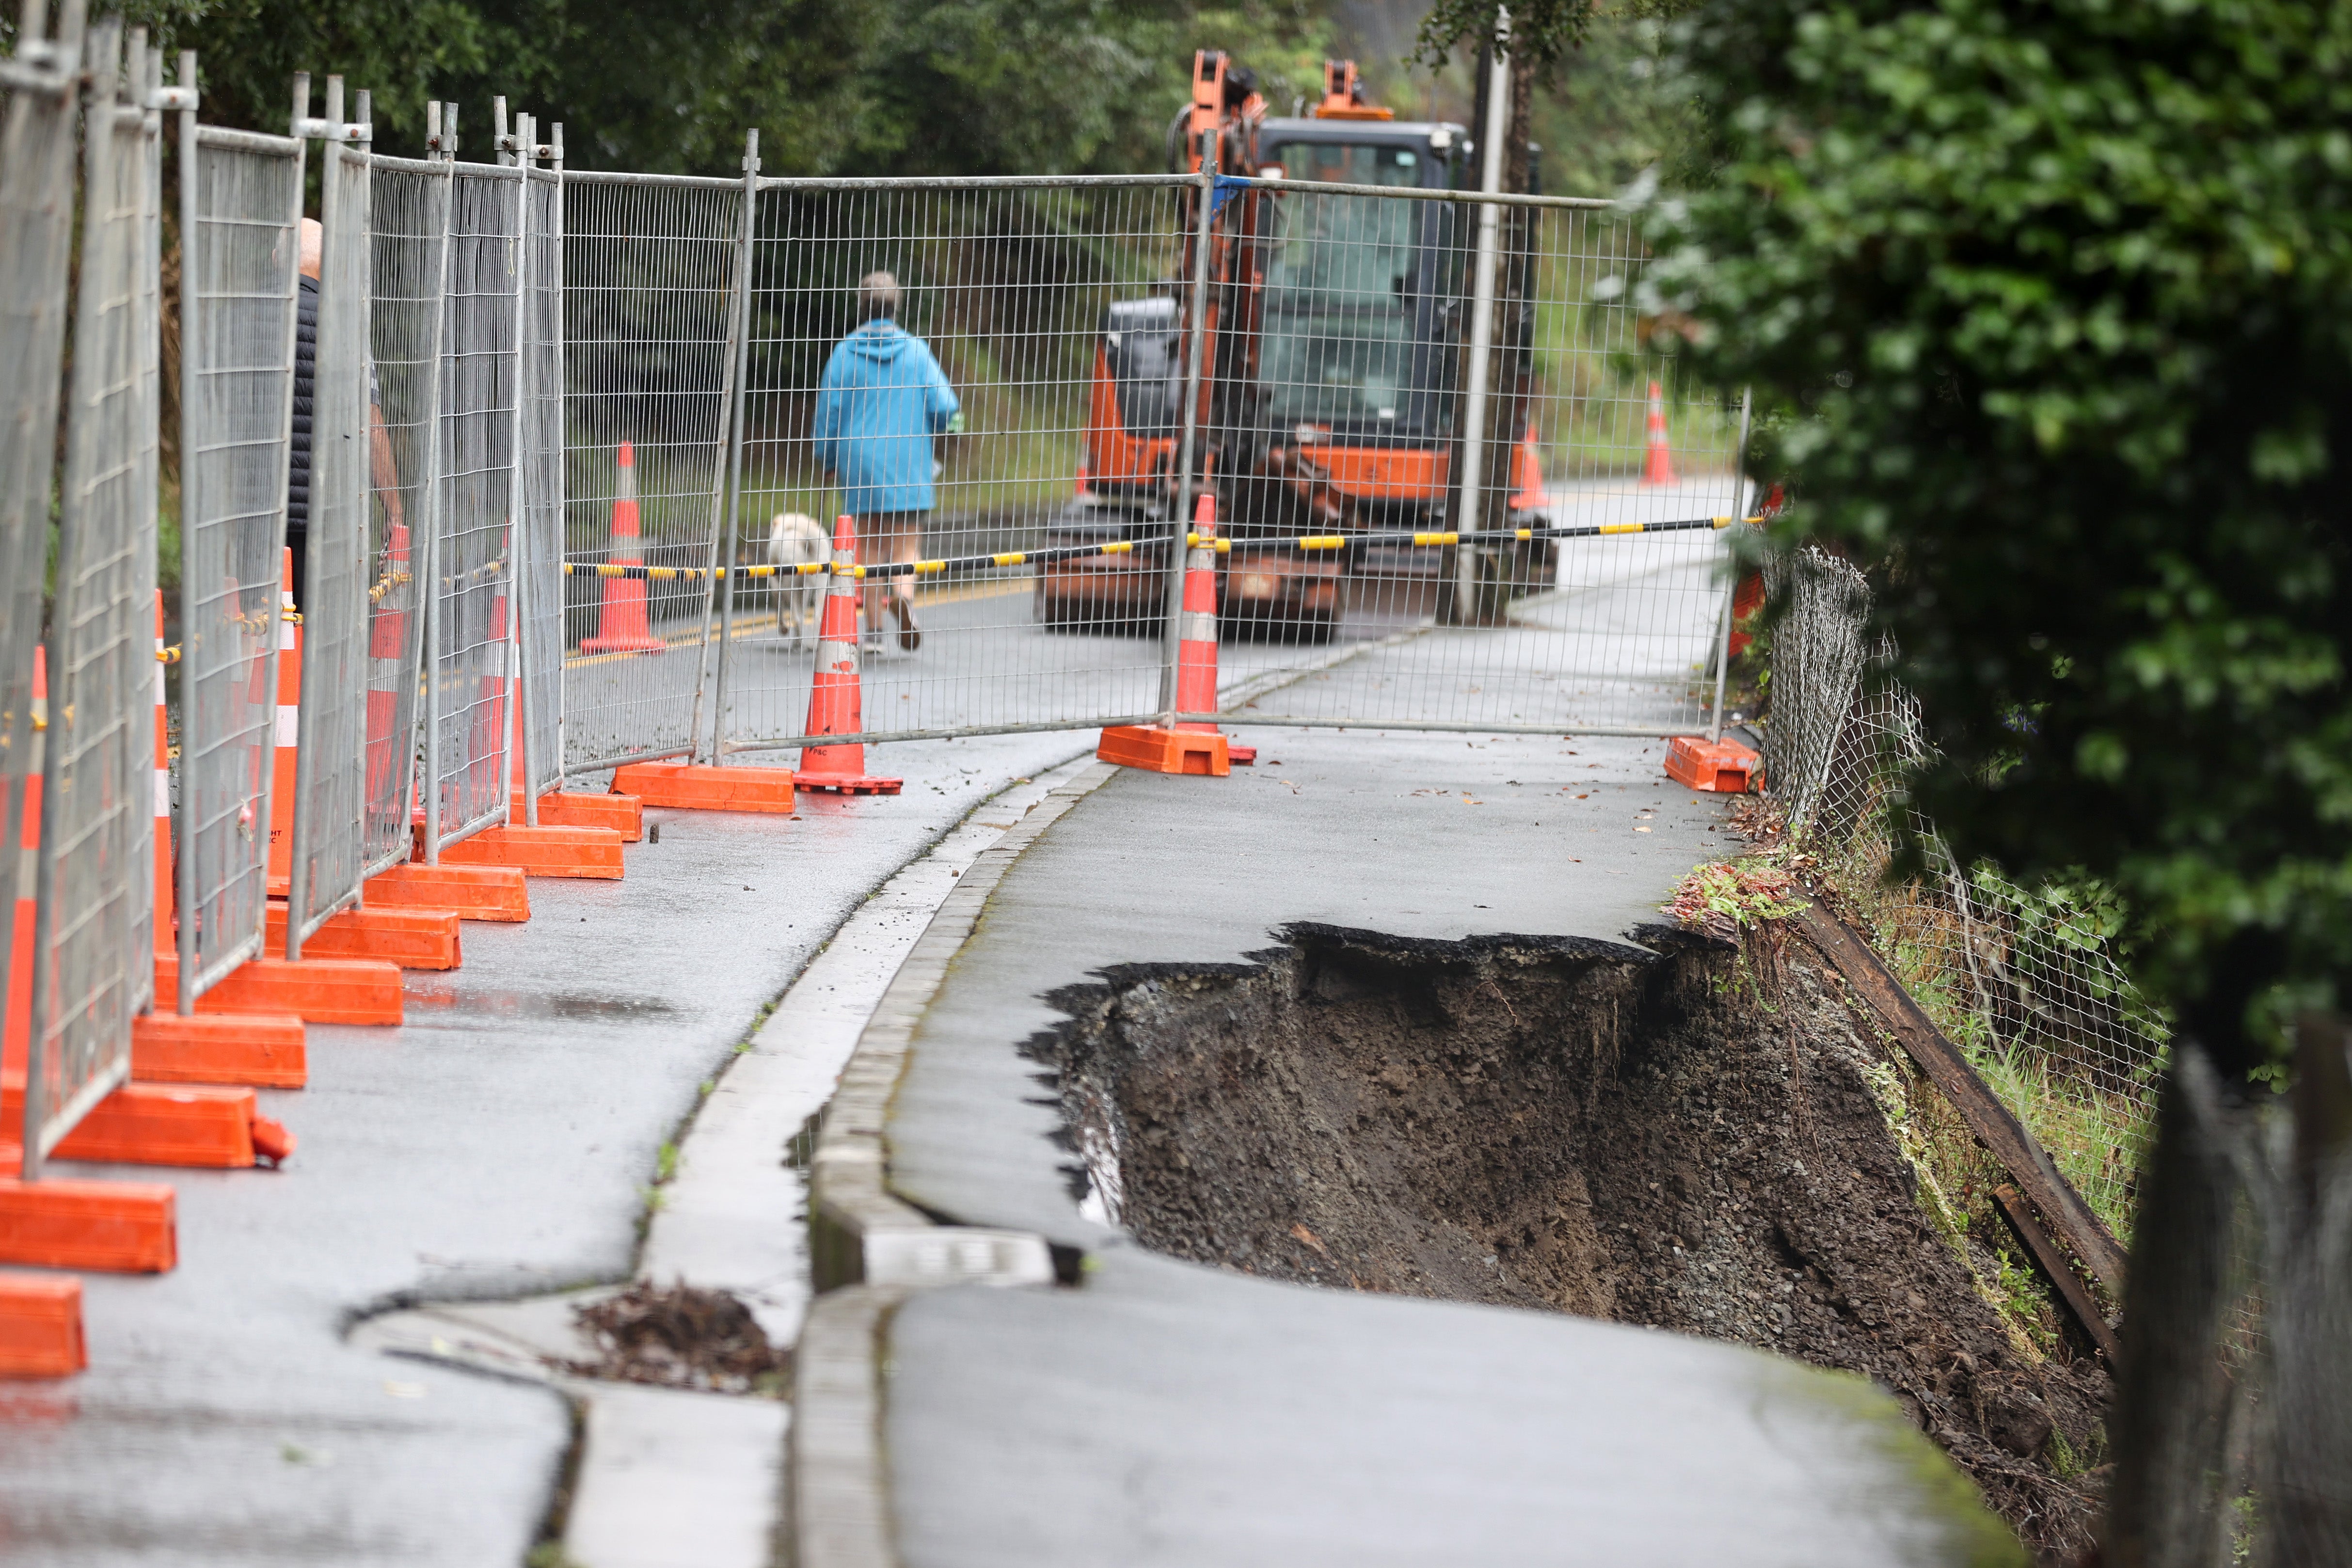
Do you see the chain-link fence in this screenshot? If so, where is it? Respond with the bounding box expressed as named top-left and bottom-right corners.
top-left (0, 8), bottom-right (85, 1050)
top-left (419, 159), bottom-right (521, 856)
top-left (26, 21), bottom-right (155, 1172)
top-left (1764, 548), bottom-right (2167, 1234)
top-left (173, 108), bottom-right (304, 1006)
top-left (284, 107), bottom-right (372, 956)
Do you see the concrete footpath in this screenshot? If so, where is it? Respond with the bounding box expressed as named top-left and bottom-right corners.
top-left (0, 734), bottom-right (1088, 1568)
top-left (828, 725), bottom-right (2015, 1567)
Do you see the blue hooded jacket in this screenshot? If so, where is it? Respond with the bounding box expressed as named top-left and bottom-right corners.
top-left (812, 319), bottom-right (960, 516)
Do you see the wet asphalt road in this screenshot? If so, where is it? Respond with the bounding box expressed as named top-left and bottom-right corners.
top-left (0, 732), bottom-right (1090, 1568)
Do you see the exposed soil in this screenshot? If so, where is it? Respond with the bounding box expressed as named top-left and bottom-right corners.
top-left (1026, 921), bottom-right (2112, 1561)
top-left (567, 1282), bottom-right (789, 1396)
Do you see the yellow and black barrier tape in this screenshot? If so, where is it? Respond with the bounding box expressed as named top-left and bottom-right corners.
top-left (559, 514), bottom-right (1755, 586)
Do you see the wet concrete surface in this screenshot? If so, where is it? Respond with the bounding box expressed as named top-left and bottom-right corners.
top-left (890, 727), bottom-right (1731, 1242)
top-left (878, 726), bottom-right (2013, 1564)
top-left (0, 732), bottom-right (1089, 1568)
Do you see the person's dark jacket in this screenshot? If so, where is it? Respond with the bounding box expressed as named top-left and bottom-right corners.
top-left (287, 273), bottom-right (318, 537)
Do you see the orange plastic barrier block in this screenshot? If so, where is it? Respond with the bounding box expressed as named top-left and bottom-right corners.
top-left (367, 862), bottom-right (530, 923)
top-left (609, 762), bottom-right (798, 815)
top-left (0, 1177), bottom-right (175, 1272)
top-left (132, 1012), bottom-right (307, 1089)
top-left (0, 1078), bottom-right (272, 1169)
top-left (154, 952), bottom-right (403, 1027)
top-left (513, 789), bottom-right (645, 840)
top-left (265, 902), bottom-right (461, 970)
top-left (0, 1274), bottom-right (86, 1377)
top-left (1664, 735), bottom-right (1761, 794)
top-left (439, 824), bottom-right (625, 880)
top-left (1097, 724), bottom-right (1231, 777)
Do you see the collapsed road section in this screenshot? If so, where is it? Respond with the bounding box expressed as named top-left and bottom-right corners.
top-left (1031, 920), bottom-right (2113, 1559)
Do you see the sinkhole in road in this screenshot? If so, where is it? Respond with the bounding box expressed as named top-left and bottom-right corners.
top-left (1026, 920), bottom-right (2112, 1559)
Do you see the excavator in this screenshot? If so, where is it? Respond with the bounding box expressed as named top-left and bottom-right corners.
top-left (1035, 54), bottom-right (1547, 638)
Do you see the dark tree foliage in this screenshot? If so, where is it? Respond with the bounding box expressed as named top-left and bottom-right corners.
top-left (57, 0), bottom-right (1327, 175)
top-left (1649, 0), bottom-right (2352, 1076)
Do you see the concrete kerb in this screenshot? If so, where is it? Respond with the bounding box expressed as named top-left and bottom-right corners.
top-left (787, 762), bottom-right (1120, 1568)
top-left (805, 761), bottom-right (1121, 1293)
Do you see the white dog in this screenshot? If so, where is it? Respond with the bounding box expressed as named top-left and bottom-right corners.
top-left (766, 512), bottom-right (831, 647)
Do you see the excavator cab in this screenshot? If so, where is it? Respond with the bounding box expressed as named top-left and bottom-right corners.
top-left (1042, 56), bottom-right (1543, 639)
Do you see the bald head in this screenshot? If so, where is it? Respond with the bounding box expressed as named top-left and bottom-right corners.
top-left (299, 217), bottom-right (323, 281)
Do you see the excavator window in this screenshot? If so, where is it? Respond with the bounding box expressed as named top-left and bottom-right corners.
top-left (1256, 142), bottom-right (1437, 433)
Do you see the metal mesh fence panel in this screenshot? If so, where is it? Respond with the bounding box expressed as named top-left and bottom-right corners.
top-left (671, 177), bottom-right (1746, 757)
top-left (0, 17), bottom-right (84, 1043)
top-left (360, 156), bottom-right (444, 877)
top-left (516, 153), bottom-right (564, 798)
top-left (421, 160), bottom-right (521, 855)
top-left (26, 30), bottom-right (156, 1167)
top-left (557, 171), bottom-right (745, 776)
top-left (1765, 547), bottom-right (2166, 1234)
top-left (175, 119), bottom-right (303, 1005)
top-left (285, 128), bottom-right (374, 951)
top-left (1179, 186), bottom-right (1748, 738)
top-left (714, 177), bottom-right (1188, 755)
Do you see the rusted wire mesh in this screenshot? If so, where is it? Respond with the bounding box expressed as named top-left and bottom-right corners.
top-left (1763, 547), bottom-right (2166, 1235)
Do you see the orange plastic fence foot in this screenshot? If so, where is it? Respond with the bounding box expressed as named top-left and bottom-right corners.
top-left (154, 952), bottom-right (404, 1027)
top-left (1179, 729), bottom-right (1255, 764)
top-left (1664, 735), bottom-right (1760, 794)
top-left (1097, 725), bottom-right (1231, 777)
top-left (2, 1077), bottom-right (280, 1169)
top-left (367, 862), bottom-right (531, 923)
top-left (608, 762), bottom-right (798, 815)
top-left (0, 1273), bottom-right (86, 1377)
top-left (266, 902), bottom-right (462, 970)
top-left (131, 1012), bottom-right (307, 1089)
top-left (513, 790), bottom-right (645, 840)
top-left (438, 824), bottom-right (626, 880)
top-left (0, 1176), bottom-right (176, 1272)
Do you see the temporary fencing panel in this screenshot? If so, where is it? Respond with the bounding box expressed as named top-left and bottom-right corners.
top-left (421, 160), bottom-right (521, 857)
top-left (713, 176), bottom-right (1190, 757)
top-left (0, 13), bottom-right (85, 1042)
top-left (557, 170), bottom-right (747, 776)
top-left (361, 155), bottom-right (446, 877)
top-left (26, 24), bottom-right (157, 1171)
top-left (285, 111), bottom-right (373, 956)
top-left (1170, 185), bottom-right (1749, 740)
top-left (174, 110), bottom-right (304, 1006)
top-left (545, 173), bottom-right (1746, 763)
top-left (514, 140), bottom-right (565, 802)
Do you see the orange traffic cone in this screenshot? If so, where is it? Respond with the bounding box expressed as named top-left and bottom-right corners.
top-left (1510, 421), bottom-right (1548, 512)
top-left (363, 522), bottom-right (411, 812)
top-left (266, 548), bottom-right (300, 889)
top-left (1172, 495), bottom-right (1253, 764)
top-left (1640, 380), bottom-right (1677, 487)
top-left (1096, 494), bottom-right (1236, 776)
top-left (793, 515), bottom-right (902, 795)
top-left (580, 441), bottom-right (666, 653)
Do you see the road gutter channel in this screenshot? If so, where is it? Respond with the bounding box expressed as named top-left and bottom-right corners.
top-left (352, 753), bottom-right (1106, 1568)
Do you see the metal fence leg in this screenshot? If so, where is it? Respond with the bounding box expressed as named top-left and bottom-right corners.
top-left (710, 129), bottom-right (761, 766)
top-left (1707, 387), bottom-right (1753, 743)
top-left (688, 132), bottom-right (759, 766)
top-left (511, 113), bottom-right (541, 827)
top-left (1156, 132), bottom-right (1217, 729)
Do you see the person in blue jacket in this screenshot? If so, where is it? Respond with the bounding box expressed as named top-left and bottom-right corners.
top-left (811, 271), bottom-right (960, 651)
